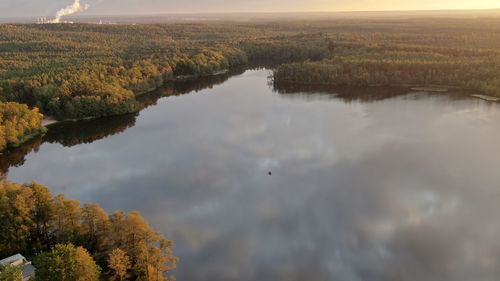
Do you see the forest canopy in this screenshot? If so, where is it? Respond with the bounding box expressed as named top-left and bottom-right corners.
top-left (3, 19), bottom-right (500, 121)
top-left (0, 102), bottom-right (45, 151)
top-left (2, 18), bottom-right (500, 149)
top-left (0, 180), bottom-right (177, 281)
top-left (0, 24), bottom-right (249, 119)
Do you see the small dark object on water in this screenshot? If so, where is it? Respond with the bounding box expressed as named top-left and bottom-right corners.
top-left (268, 171), bottom-right (272, 176)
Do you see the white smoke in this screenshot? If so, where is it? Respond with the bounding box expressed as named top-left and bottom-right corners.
top-left (49, 0), bottom-right (90, 23)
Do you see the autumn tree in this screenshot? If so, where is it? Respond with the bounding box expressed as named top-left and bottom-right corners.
top-left (28, 182), bottom-right (54, 250)
top-left (52, 195), bottom-right (82, 243)
top-left (0, 124), bottom-right (6, 150)
top-left (0, 180), bottom-right (177, 280)
top-left (0, 265), bottom-right (23, 281)
top-left (108, 248), bottom-right (131, 281)
top-left (34, 243), bottom-right (101, 281)
top-left (108, 212), bottom-right (178, 281)
top-left (0, 102), bottom-right (44, 152)
top-left (80, 203), bottom-right (110, 257)
top-left (0, 180), bottom-right (34, 256)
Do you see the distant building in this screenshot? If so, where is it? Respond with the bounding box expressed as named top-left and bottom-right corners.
top-left (0, 254), bottom-right (36, 280)
top-left (36, 17), bottom-right (50, 24)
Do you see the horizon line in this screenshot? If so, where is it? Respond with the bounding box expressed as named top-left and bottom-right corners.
top-left (2, 7), bottom-right (500, 19)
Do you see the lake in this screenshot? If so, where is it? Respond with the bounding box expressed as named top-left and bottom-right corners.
top-left (3, 69), bottom-right (500, 281)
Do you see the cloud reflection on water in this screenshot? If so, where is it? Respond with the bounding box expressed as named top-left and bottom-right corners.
top-left (7, 70), bottom-right (500, 281)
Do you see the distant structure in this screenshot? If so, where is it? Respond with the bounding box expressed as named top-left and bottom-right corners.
top-left (36, 18), bottom-right (50, 24)
top-left (36, 18), bottom-right (117, 25)
top-left (98, 19), bottom-right (117, 25)
top-left (36, 18), bottom-right (74, 24)
top-left (0, 254), bottom-right (36, 280)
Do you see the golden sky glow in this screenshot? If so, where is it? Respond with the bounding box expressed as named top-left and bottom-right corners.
top-left (314, 0), bottom-right (499, 12)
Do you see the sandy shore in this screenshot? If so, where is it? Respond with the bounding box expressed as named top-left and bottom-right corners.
top-left (42, 117), bottom-right (59, 127)
top-left (471, 94), bottom-right (500, 102)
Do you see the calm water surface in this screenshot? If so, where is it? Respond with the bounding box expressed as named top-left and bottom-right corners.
top-left (4, 69), bottom-right (500, 281)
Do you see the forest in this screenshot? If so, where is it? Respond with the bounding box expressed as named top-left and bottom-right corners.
top-left (1, 19), bottom-right (500, 121)
top-left (273, 55), bottom-right (500, 96)
top-left (0, 180), bottom-right (177, 281)
top-left (2, 16), bottom-right (500, 280)
top-left (271, 19), bottom-right (500, 95)
top-left (3, 18), bottom-right (500, 152)
top-left (0, 24), bottom-right (250, 120)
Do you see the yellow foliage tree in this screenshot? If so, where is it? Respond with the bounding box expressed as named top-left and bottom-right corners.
top-left (108, 248), bottom-right (131, 281)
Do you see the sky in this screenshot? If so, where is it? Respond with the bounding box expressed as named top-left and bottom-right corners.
top-left (0, 0), bottom-right (499, 18)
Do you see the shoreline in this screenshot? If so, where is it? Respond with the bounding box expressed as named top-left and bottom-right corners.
top-left (1, 127), bottom-right (48, 153)
top-left (12, 127), bottom-right (48, 147)
top-left (273, 80), bottom-right (497, 100)
top-left (2, 68), bottom-right (235, 154)
top-left (40, 68), bottom-right (234, 127)
top-left (471, 94), bottom-right (500, 102)
top-left (42, 116), bottom-right (59, 127)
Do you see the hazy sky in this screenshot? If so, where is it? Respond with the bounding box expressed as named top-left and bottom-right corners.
top-left (0, 0), bottom-right (499, 18)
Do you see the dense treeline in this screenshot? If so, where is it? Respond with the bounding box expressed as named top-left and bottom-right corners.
top-left (4, 18), bottom-right (500, 119)
top-left (0, 180), bottom-right (177, 280)
top-left (274, 58), bottom-right (500, 96)
top-left (0, 24), bottom-right (250, 119)
top-left (269, 19), bottom-right (500, 96)
top-left (0, 46), bottom-right (247, 119)
top-left (240, 34), bottom-right (329, 63)
top-left (0, 102), bottom-right (45, 151)
top-left (3, 18), bottom-right (500, 138)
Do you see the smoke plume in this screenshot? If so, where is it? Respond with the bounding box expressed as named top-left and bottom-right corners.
top-left (50, 0), bottom-right (90, 23)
